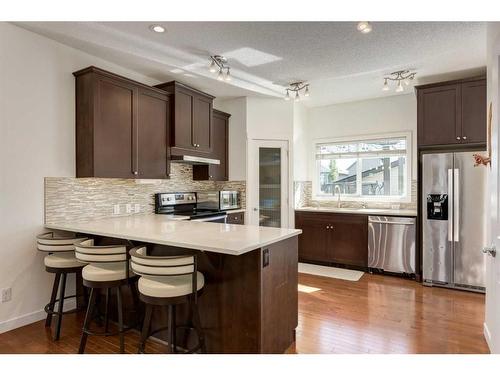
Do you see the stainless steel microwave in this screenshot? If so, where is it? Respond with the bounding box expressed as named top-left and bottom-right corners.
top-left (197, 191), bottom-right (240, 211)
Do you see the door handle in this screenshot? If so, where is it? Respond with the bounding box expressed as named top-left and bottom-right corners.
top-left (483, 245), bottom-right (496, 257)
top-left (454, 168), bottom-right (460, 242)
top-left (447, 169), bottom-right (453, 242)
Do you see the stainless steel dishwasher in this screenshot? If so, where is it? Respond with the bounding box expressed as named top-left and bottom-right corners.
top-left (368, 216), bottom-right (416, 274)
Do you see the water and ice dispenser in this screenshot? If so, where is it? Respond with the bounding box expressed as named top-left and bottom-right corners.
top-left (426, 194), bottom-right (448, 220)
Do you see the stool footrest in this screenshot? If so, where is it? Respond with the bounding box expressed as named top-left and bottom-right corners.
top-left (44, 294), bottom-right (85, 316)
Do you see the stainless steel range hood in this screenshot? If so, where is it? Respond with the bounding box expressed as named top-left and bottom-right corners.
top-left (170, 155), bottom-right (220, 165)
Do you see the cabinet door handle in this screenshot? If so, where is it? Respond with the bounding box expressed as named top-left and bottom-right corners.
top-left (456, 136), bottom-right (461, 140)
top-left (133, 171), bottom-right (138, 175)
top-left (462, 136), bottom-right (467, 140)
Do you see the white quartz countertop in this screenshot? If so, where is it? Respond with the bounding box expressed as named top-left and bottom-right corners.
top-left (295, 207), bottom-right (417, 217)
top-left (224, 208), bottom-right (246, 214)
top-left (45, 214), bottom-right (301, 256)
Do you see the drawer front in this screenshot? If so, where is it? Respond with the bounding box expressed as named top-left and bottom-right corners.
top-left (227, 211), bottom-right (245, 225)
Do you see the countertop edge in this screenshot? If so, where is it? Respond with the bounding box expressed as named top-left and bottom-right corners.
top-left (44, 222), bottom-right (301, 256)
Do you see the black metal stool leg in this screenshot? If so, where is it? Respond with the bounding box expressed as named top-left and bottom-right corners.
top-left (45, 273), bottom-right (61, 328)
top-left (54, 273), bottom-right (67, 340)
top-left (79, 288), bottom-right (96, 354)
top-left (116, 286), bottom-right (125, 354)
top-left (104, 288), bottom-right (110, 334)
top-left (167, 305), bottom-right (174, 353)
top-left (138, 304), bottom-right (153, 354)
top-left (172, 305), bottom-right (177, 353)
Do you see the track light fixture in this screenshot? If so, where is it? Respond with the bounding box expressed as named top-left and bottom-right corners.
top-left (284, 81), bottom-right (310, 102)
top-left (382, 70), bottom-right (416, 93)
top-left (209, 55), bottom-right (231, 82)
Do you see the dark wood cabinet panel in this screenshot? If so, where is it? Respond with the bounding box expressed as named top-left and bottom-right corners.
top-left (93, 76), bottom-right (137, 178)
top-left (193, 109), bottom-right (230, 181)
top-left (461, 80), bottom-right (486, 144)
top-left (193, 96), bottom-right (213, 153)
top-left (327, 214), bottom-right (368, 267)
top-left (155, 81), bottom-right (215, 157)
top-left (74, 66), bottom-right (171, 179)
top-left (417, 84), bottom-right (460, 147)
top-left (295, 211), bottom-right (368, 267)
top-left (416, 76), bottom-right (486, 149)
top-left (295, 212), bottom-right (330, 263)
top-left (173, 89), bottom-right (195, 151)
top-left (136, 89), bottom-right (170, 179)
top-left (227, 211), bottom-right (244, 225)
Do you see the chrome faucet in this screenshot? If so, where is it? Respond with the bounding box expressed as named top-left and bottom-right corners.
top-left (334, 185), bottom-right (341, 208)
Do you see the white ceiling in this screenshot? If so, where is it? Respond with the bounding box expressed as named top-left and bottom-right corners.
top-left (16, 21), bottom-right (487, 107)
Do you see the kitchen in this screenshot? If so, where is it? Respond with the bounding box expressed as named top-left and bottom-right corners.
top-left (2, 5), bottom-right (500, 371)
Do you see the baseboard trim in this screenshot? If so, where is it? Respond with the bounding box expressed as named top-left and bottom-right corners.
top-left (484, 321), bottom-right (493, 353)
top-left (0, 299), bottom-right (77, 334)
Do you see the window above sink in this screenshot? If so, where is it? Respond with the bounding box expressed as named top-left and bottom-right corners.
top-left (312, 132), bottom-right (412, 203)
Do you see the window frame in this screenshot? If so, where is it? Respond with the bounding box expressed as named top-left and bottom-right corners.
top-left (311, 132), bottom-right (412, 203)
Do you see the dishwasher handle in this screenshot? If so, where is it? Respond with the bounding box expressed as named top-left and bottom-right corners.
top-left (368, 217), bottom-right (415, 225)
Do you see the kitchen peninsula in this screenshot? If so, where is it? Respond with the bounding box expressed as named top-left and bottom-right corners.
top-left (45, 215), bottom-right (301, 353)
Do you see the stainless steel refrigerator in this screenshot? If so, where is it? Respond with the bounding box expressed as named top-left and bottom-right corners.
top-left (422, 151), bottom-right (486, 292)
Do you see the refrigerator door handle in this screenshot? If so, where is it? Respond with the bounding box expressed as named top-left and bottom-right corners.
top-left (454, 168), bottom-right (460, 242)
top-left (447, 168), bottom-right (454, 242)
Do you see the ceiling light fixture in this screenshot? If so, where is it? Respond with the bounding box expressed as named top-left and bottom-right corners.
top-left (209, 55), bottom-right (232, 82)
top-left (284, 81), bottom-right (310, 102)
top-left (382, 70), bottom-right (416, 93)
top-left (150, 25), bottom-right (165, 33)
top-left (357, 21), bottom-right (372, 34)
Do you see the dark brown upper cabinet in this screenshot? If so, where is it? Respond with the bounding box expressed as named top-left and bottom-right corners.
top-left (416, 76), bottom-right (486, 149)
top-left (155, 81), bottom-right (215, 157)
top-left (74, 66), bottom-right (171, 179)
top-left (193, 109), bottom-right (230, 181)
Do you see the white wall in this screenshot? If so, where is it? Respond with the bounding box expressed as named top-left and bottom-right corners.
top-left (484, 22), bottom-right (500, 354)
top-left (0, 23), bottom-right (163, 332)
top-left (293, 103), bottom-right (309, 181)
top-left (303, 94), bottom-right (418, 182)
top-left (213, 97), bottom-right (247, 181)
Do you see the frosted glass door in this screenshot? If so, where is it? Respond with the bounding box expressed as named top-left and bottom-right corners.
top-left (259, 147), bottom-right (282, 227)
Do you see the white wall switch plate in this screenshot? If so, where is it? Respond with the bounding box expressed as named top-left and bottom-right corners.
top-left (126, 203), bottom-right (133, 214)
top-left (134, 204), bottom-right (140, 213)
top-left (113, 204), bottom-right (120, 215)
top-left (1, 287), bottom-right (12, 303)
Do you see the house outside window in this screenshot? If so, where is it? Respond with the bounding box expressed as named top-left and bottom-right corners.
top-left (313, 134), bottom-right (411, 201)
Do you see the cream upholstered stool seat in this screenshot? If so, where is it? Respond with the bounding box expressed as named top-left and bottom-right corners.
top-left (75, 239), bottom-right (139, 354)
top-left (36, 232), bottom-right (88, 341)
top-left (138, 273), bottom-right (204, 298)
top-left (130, 246), bottom-right (206, 354)
top-left (44, 252), bottom-right (83, 269)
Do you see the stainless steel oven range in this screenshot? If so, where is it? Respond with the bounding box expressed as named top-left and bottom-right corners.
top-left (154, 192), bottom-right (227, 223)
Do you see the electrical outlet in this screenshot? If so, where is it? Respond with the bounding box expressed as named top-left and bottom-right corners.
top-left (134, 204), bottom-right (140, 213)
top-left (126, 203), bottom-right (133, 214)
top-left (113, 204), bottom-right (120, 215)
top-left (2, 287), bottom-right (12, 303)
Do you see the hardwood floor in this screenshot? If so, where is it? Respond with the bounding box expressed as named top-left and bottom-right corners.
top-left (0, 272), bottom-right (489, 354)
top-left (291, 272), bottom-right (489, 354)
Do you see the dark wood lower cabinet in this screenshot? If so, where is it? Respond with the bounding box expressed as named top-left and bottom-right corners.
top-left (226, 211), bottom-right (244, 224)
top-left (295, 211), bottom-right (368, 267)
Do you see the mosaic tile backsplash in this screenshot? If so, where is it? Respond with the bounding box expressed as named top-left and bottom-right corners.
top-left (45, 163), bottom-right (246, 224)
top-left (294, 180), bottom-right (417, 210)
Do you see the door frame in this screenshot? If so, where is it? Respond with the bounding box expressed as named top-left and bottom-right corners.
top-left (247, 139), bottom-right (291, 228)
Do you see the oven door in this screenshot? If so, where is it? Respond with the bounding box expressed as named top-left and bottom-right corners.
top-left (191, 214), bottom-right (227, 224)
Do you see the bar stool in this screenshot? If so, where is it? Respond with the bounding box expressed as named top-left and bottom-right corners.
top-left (130, 247), bottom-right (206, 354)
top-left (37, 232), bottom-right (88, 341)
top-left (75, 239), bottom-right (139, 354)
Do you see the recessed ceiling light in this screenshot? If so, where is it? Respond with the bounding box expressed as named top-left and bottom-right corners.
top-left (357, 21), bottom-right (372, 34)
top-left (150, 25), bottom-right (165, 33)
